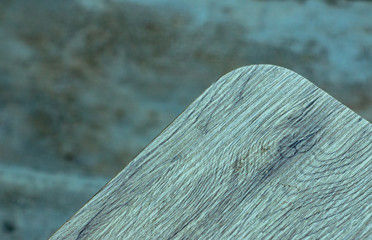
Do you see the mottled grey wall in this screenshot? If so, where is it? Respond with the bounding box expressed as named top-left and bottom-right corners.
top-left (0, 0), bottom-right (371, 239)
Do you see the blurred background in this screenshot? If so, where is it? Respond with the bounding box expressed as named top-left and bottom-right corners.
top-left (0, 0), bottom-right (371, 239)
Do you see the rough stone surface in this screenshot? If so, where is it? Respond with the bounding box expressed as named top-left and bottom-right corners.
top-left (0, 0), bottom-right (371, 238)
top-left (0, 164), bottom-right (107, 240)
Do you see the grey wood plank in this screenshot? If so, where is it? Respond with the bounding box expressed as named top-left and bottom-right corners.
top-left (50, 65), bottom-right (372, 240)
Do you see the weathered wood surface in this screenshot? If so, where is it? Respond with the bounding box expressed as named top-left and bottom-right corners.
top-left (50, 65), bottom-right (372, 239)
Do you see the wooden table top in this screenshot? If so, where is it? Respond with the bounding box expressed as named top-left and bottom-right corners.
top-left (50, 65), bottom-right (371, 240)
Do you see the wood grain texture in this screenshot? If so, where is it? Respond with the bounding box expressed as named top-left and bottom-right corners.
top-left (50, 65), bottom-right (372, 240)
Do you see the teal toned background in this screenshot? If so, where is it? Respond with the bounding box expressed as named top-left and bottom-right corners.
top-left (0, 0), bottom-right (371, 239)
